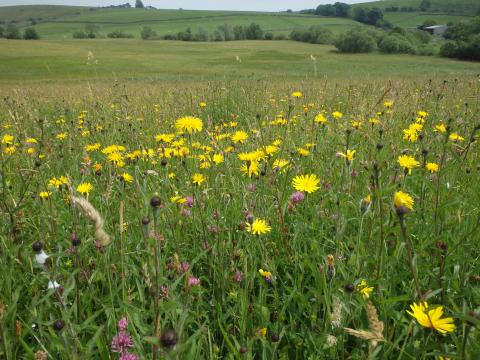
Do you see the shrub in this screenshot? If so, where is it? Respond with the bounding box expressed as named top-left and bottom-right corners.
top-left (0, 26), bottom-right (4, 38)
top-left (334, 28), bottom-right (377, 53)
top-left (245, 23), bottom-right (263, 40)
top-left (23, 28), bottom-right (40, 40)
top-left (107, 31), bottom-right (134, 38)
top-left (141, 26), bottom-right (157, 40)
top-left (378, 35), bottom-right (416, 54)
top-left (73, 31), bottom-right (88, 39)
top-left (264, 32), bottom-right (274, 40)
top-left (5, 24), bottom-right (21, 39)
top-left (274, 34), bottom-right (287, 40)
top-left (290, 26), bottom-right (334, 45)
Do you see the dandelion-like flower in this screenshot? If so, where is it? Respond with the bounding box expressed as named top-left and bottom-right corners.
top-left (77, 182), bottom-right (93, 196)
top-left (407, 302), bottom-right (455, 334)
top-left (246, 219), bottom-right (271, 235)
top-left (292, 174), bottom-right (320, 194)
top-left (175, 116), bottom-right (203, 134)
top-left (426, 162), bottom-right (439, 173)
top-left (357, 280), bottom-right (373, 299)
top-left (393, 191), bottom-right (414, 210)
top-left (338, 149), bottom-right (356, 162)
top-left (192, 173), bottom-right (206, 186)
top-left (398, 155), bottom-right (420, 173)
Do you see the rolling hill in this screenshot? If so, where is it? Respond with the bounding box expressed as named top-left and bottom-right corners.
top-left (0, 6), bottom-right (362, 39)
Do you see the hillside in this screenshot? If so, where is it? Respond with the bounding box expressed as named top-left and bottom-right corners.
top-left (0, 6), bottom-right (361, 39)
top-left (352, 0), bottom-right (480, 15)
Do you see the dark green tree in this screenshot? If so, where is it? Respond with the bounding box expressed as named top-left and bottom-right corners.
top-left (23, 28), bottom-right (40, 40)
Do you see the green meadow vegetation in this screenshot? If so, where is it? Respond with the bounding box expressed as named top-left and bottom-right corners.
top-left (0, 1), bottom-right (479, 359)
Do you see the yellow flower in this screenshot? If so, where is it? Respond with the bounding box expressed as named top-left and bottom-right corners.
top-left (351, 121), bottom-right (362, 129)
top-left (26, 137), bottom-right (38, 144)
top-left (85, 143), bottom-right (101, 152)
top-left (272, 158), bottom-right (289, 172)
top-left (39, 191), bottom-right (51, 199)
top-left (314, 114), bottom-right (327, 124)
top-left (212, 153), bottom-right (224, 165)
top-left (258, 268), bottom-right (272, 278)
top-left (449, 132), bottom-right (464, 141)
top-left (417, 111), bottom-right (428, 118)
top-left (258, 327), bottom-right (267, 338)
top-left (357, 280), bottom-right (373, 298)
top-left (3, 146), bottom-right (16, 155)
top-left (192, 173), bottom-right (206, 186)
top-left (120, 172), bottom-right (133, 183)
top-left (241, 161), bottom-right (260, 177)
top-left (332, 111), bottom-right (343, 119)
top-left (426, 162), bottom-right (439, 173)
top-left (246, 219), bottom-right (271, 235)
top-left (394, 191), bottom-right (414, 210)
top-left (292, 174), bottom-right (320, 194)
top-left (403, 128), bottom-right (419, 142)
top-left (93, 163), bottom-right (102, 172)
top-left (398, 155), bottom-right (420, 172)
top-left (56, 132), bottom-right (68, 140)
top-left (383, 100), bottom-right (393, 108)
top-left (231, 131), bottom-right (249, 144)
top-left (292, 91), bottom-right (303, 98)
top-left (434, 124), bottom-right (447, 133)
top-left (155, 133), bottom-right (175, 143)
top-left (1, 134), bottom-right (14, 145)
top-left (407, 302), bottom-right (455, 334)
top-left (172, 195), bottom-right (187, 204)
top-left (175, 116), bottom-right (203, 134)
top-left (338, 149), bottom-right (356, 162)
top-left (77, 182), bottom-right (93, 196)
top-left (48, 176), bottom-right (68, 189)
top-left (297, 147), bottom-right (310, 156)
top-left (199, 101), bottom-right (207, 107)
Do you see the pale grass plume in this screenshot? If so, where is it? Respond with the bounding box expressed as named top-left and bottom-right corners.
top-left (71, 196), bottom-right (111, 247)
top-left (345, 301), bottom-right (384, 348)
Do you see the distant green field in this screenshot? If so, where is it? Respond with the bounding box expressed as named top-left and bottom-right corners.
top-left (383, 12), bottom-right (473, 27)
top-left (0, 6), bottom-right (361, 39)
top-left (354, 0), bottom-right (480, 14)
top-left (0, 39), bottom-right (477, 85)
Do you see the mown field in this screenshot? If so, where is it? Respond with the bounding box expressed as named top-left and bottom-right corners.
top-left (0, 39), bottom-right (479, 85)
top-left (0, 73), bottom-right (479, 359)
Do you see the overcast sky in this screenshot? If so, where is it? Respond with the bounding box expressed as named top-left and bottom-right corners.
top-left (0, 0), bottom-right (368, 12)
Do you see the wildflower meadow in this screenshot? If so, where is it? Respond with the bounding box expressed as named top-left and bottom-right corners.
top-left (0, 79), bottom-right (479, 359)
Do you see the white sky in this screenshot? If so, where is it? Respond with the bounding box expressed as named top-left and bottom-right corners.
top-left (0, 0), bottom-right (369, 12)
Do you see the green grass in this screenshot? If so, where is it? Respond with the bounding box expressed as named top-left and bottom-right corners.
top-left (0, 75), bottom-right (479, 359)
top-left (0, 39), bottom-right (478, 85)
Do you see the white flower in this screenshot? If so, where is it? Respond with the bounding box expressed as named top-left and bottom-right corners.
top-left (35, 250), bottom-right (49, 265)
top-left (47, 281), bottom-right (60, 290)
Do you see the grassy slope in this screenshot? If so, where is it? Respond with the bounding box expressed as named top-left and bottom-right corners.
top-left (352, 0), bottom-right (480, 14)
top-left (0, 39), bottom-right (477, 85)
top-left (0, 5), bottom-right (88, 23)
top-left (0, 6), bottom-right (361, 39)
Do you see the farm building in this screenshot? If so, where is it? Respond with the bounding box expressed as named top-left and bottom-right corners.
top-left (424, 25), bottom-right (448, 36)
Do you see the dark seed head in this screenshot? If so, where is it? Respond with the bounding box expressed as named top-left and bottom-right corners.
top-left (436, 240), bottom-right (448, 251)
top-left (32, 242), bottom-right (43, 253)
top-left (376, 143), bottom-right (383, 150)
top-left (141, 217), bottom-right (150, 225)
top-left (344, 283), bottom-right (355, 293)
top-left (395, 206), bottom-right (410, 217)
top-left (160, 329), bottom-right (178, 348)
top-left (150, 195), bottom-right (161, 208)
top-left (239, 345), bottom-right (248, 354)
top-left (71, 234), bottom-right (81, 247)
top-left (161, 159), bottom-right (168, 167)
top-left (53, 319), bottom-right (65, 332)
top-left (270, 333), bottom-right (280, 342)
